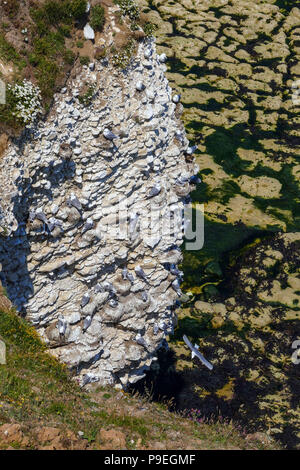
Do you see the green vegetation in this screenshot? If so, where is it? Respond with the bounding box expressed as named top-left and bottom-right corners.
top-left (90, 5), bottom-right (106, 32)
top-left (0, 307), bottom-right (270, 450)
top-left (111, 39), bottom-right (136, 69)
top-left (0, 33), bottom-right (19, 63)
top-left (79, 55), bottom-right (90, 66)
top-left (0, 0), bottom-right (90, 130)
top-left (143, 22), bottom-right (157, 37)
top-left (78, 84), bottom-right (95, 106)
top-left (114, 0), bottom-right (140, 21)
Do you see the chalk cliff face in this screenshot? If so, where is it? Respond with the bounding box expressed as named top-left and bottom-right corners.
top-left (0, 40), bottom-right (197, 387)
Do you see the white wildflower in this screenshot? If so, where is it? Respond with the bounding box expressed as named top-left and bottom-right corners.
top-left (8, 79), bottom-right (43, 125)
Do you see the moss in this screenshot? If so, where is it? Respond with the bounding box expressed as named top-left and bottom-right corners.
top-left (79, 55), bottom-right (90, 66)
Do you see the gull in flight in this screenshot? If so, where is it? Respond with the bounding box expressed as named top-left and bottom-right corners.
top-left (183, 335), bottom-right (213, 370)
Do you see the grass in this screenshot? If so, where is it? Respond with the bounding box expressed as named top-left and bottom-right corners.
top-left (0, 0), bottom-right (89, 131)
top-left (0, 307), bottom-right (279, 450)
top-left (90, 5), bottom-right (106, 32)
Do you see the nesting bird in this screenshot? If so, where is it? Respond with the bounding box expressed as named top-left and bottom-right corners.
top-left (135, 265), bottom-right (147, 281)
top-left (190, 175), bottom-right (201, 185)
top-left (147, 184), bottom-right (161, 199)
top-left (171, 279), bottom-right (182, 296)
top-left (83, 315), bottom-right (92, 332)
top-left (81, 293), bottom-right (90, 308)
top-left (103, 128), bottom-right (118, 140)
top-left (67, 193), bottom-right (82, 211)
top-left (159, 53), bottom-right (167, 63)
top-left (35, 209), bottom-right (48, 225)
top-left (47, 217), bottom-right (63, 233)
top-left (186, 145), bottom-right (198, 155)
top-left (57, 315), bottom-right (67, 336)
top-left (82, 218), bottom-right (94, 234)
top-left (109, 299), bottom-right (118, 308)
top-left (129, 213), bottom-right (139, 234)
top-left (144, 48), bottom-right (151, 59)
top-left (94, 283), bottom-right (104, 294)
top-left (122, 268), bottom-right (134, 283)
top-left (172, 94), bottom-right (181, 104)
top-left (136, 81), bottom-right (145, 92)
top-left (135, 333), bottom-right (148, 349)
top-left (153, 323), bottom-right (159, 335)
top-left (103, 281), bottom-right (116, 295)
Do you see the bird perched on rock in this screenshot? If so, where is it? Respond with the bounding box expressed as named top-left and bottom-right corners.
top-left (172, 94), bottom-right (181, 104)
top-left (82, 218), bottom-right (94, 234)
top-left (82, 373), bottom-right (98, 386)
top-left (81, 293), bottom-right (90, 308)
top-left (103, 128), bottom-right (118, 140)
top-left (186, 145), bottom-right (198, 155)
top-left (103, 281), bottom-right (116, 295)
top-left (28, 211), bottom-right (36, 223)
top-left (135, 333), bottom-right (148, 349)
top-left (109, 298), bottom-right (118, 308)
top-left (83, 315), bottom-right (92, 332)
top-left (57, 315), bottom-right (67, 336)
top-left (129, 213), bottom-right (139, 234)
top-left (135, 265), bottom-right (147, 281)
top-left (67, 193), bottom-right (82, 211)
top-left (144, 48), bottom-right (152, 59)
top-left (170, 264), bottom-right (184, 279)
top-left (147, 184), bottom-right (161, 199)
top-left (153, 323), bottom-right (159, 335)
top-left (174, 129), bottom-right (185, 144)
top-left (122, 268), bottom-right (134, 283)
top-left (159, 53), bottom-right (167, 63)
top-left (190, 175), bottom-right (201, 185)
top-left (35, 209), bottom-right (48, 225)
top-left (183, 335), bottom-right (213, 370)
top-left (141, 291), bottom-right (148, 302)
top-left (136, 81), bottom-right (145, 92)
top-left (175, 175), bottom-right (190, 185)
top-left (47, 217), bottom-right (63, 233)
top-left (171, 279), bottom-right (182, 296)
top-left (94, 283), bottom-right (104, 293)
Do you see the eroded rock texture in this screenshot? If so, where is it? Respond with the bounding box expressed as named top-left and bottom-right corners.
top-left (0, 40), bottom-right (197, 387)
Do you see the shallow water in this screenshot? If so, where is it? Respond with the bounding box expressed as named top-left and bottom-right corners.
top-left (134, 0), bottom-right (300, 448)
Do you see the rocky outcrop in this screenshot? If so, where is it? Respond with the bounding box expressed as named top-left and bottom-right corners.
top-left (0, 40), bottom-right (197, 388)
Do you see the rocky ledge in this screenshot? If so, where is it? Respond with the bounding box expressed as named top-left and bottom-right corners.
top-left (0, 39), bottom-right (197, 388)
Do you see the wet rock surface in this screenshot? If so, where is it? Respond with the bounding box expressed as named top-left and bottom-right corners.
top-left (0, 40), bottom-right (197, 388)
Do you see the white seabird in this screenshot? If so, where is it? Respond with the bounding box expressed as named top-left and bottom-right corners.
top-left (57, 315), bottom-right (67, 336)
top-left (159, 53), bottom-right (167, 63)
top-left (67, 193), bottom-right (82, 211)
top-left (81, 293), bottom-right (90, 308)
top-left (186, 145), bottom-right (198, 155)
top-left (135, 265), bottom-right (147, 281)
top-left (83, 315), bottom-right (92, 332)
top-left (136, 81), bottom-right (145, 91)
top-left (173, 94), bottom-right (181, 104)
top-left (82, 218), bottom-right (94, 234)
top-left (147, 184), bottom-right (161, 198)
top-left (183, 335), bottom-right (213, 370)
top-left (103, 128), bottom-right (118, 140)
top-left (122, 268), bottom-right (134, 283)
top-left (144, 48), bottom-right (151, 59)
top-left (171, 279), bottom-right (182, 296)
